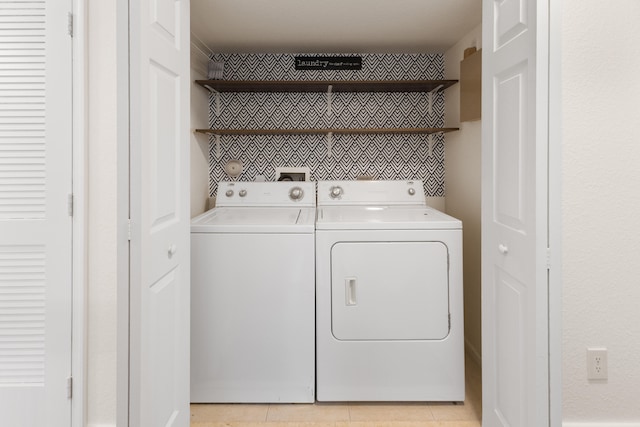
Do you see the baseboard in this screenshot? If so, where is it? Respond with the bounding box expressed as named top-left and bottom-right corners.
top-left (564, 423), bottom-right (640, 427)
top-left (465, 338), bottom-right (482, 367)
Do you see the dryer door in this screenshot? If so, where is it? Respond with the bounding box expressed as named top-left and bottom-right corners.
top-left (331, 241), bottom-right (450, 341)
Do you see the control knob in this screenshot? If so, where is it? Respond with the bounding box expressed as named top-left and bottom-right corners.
top-left (330, 186), bottom-right (343, 199)
top-left (225, 189), bottom-right (234, 197)
top-left (289, 186), bottom-right (304, 201)
top-left (239, 189), bottom-right (247, 197)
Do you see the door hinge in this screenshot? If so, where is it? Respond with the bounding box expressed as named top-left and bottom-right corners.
top-left (66, 376), bottom-right (73, 399)
top-left (67, 194), bottom-right (73, 217)
top-left (67, 12), bottom-right (73, 37)
top-left (127, 219), bottom-right (132, 241)
top-left (546, 247), bottom-right (551, 270)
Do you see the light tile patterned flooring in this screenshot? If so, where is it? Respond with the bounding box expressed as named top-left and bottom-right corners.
top-left (191, 356), bottom-right (481, 427)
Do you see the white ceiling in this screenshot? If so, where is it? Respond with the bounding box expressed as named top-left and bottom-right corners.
top-left (191, 0), bottom-right (482, 54)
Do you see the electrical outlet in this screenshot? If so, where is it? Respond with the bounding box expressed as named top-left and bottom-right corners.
top-left (587, 347), bottom-right (608, 380)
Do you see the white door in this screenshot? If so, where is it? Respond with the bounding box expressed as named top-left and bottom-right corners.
top-left (0, 0), bottom-right (72, 426)
top-left (128, 0), bottom-right (191, 425)
top-left (482, 0), bottom-right (549, 426)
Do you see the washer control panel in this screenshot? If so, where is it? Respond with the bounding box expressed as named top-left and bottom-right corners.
top-left (217, 181), bottom-right (316, 207)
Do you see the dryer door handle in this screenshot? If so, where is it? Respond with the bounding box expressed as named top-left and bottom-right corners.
top-left (345, 278), bottom-right (357, 306)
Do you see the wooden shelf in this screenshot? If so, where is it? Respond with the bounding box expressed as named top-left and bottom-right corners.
top-left (195, 128), bottom-right (459, 136)
top-left (196, 79), bottom-right (459, 141)
top-left (195, 79), bottom-right (457, 93)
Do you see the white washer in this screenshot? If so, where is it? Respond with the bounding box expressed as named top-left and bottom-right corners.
top-left (191, 181), bottom-right (316, 403)
top-left (315, 180), bottom-right (465, 402)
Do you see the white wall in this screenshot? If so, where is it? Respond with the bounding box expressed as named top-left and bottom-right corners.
top-left (87, 0), bottom-right (118, 425)
top-left (562, 1), bottom-right (640, 424)
top-left (444, 24), bottom-right (482, 363)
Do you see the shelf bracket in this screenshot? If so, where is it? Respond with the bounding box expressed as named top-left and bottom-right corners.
top-left (427, 84), bottom-right (443, 116)
top-left (427, 133), bottom-right (434, 158)
top-left (327, 85), bottom-right (333, 116)
top-left (204, 85), bottom-right (222, 117)
top-left (327, 131), bottom-right (333, 158)
top-left (426, 131), bottom-right (446, 158)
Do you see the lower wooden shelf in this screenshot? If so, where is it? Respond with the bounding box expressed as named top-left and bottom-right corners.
top-left (195, 127), bottom-right (459, 136)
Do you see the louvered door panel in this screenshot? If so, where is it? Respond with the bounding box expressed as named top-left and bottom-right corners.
top-left (0, 1), bottom-right (72, 425)
top-left (0, 246), bottom-right (45, 385)
top-left (0, 0), bottom-right (45, 220)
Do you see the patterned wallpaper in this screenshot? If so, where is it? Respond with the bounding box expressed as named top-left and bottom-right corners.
top-left (207, 53), bottom-right (447, 197)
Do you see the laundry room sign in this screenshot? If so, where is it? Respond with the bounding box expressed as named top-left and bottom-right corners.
top-left (294, 56), bottom-right (362, 70)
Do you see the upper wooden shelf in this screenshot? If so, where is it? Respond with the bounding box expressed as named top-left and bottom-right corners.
top-left (195, 79), bottom-right (458, 93)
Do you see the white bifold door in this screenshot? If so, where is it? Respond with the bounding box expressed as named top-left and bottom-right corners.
top-left (0, 0), bottom-right (72, 426)
top-left (128, 0), bottom-right (191, 425)
top-left (482, 0), bottom-right (550, 426)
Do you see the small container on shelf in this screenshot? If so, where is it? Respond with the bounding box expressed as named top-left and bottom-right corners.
top-left (207, 60), bottom-right (224, 80)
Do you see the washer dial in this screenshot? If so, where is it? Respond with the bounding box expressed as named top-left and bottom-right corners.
top-left (289, 186), bottom-right (304, 201)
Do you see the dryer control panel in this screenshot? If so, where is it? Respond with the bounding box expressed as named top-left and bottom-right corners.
top-left (317, 180), bottom-right (425, 206)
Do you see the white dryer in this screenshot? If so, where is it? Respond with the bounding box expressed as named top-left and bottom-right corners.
top-left (190, 181), bottom-right (316, 403)
top-left (315, 180), bottom-right (464, 402)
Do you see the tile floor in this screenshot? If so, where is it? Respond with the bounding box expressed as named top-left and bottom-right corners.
top-left (191, 356), bottom-right (481, 427)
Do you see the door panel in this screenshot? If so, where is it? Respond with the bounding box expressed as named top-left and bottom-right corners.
top-left (331, 241), bottom-right (449, 341)
top-left (482, 0), bottom-right (549, 426)
top-left (129, 0), bottom-right (190, 424)
top-left (495, 63), bottom-right (527, 232)
top-left (494, 267), bottom-right (526, 426)
top-left (495, 0), bottom-right (528, 49)
top-left (0, 0), bottom-right (72, 425)
top-left (151, 0), bottom-right (178, 44)
top-left (149, 61), bottom-right (179, 228)
top-left (149, 267), bottom-right (180, 426)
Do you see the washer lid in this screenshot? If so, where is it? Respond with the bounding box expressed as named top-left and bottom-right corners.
top-left (191, 207), bottom-right (316, 233)
top-left (316, 206), bottom-right (461, 230)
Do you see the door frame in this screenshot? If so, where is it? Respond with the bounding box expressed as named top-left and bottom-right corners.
top-left (70, 0), bottom-right (132, 426)
top-left (115, 0), bottom-right (131, 426)
top-left (548, 0), bottom-right (563, 425)
top-left (71, 0), bottom-right (86, 424)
